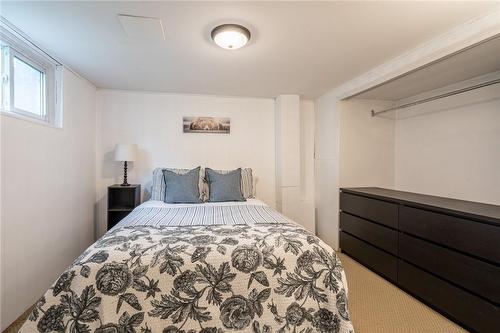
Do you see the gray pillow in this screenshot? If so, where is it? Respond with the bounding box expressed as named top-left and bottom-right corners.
top-left (202, 168), bottom-right (254, 199)
top-left (206, 168), bottom-right (246, 202)
top-left (151, 167), bottom-right (205, 201)
top-left (162, 167), bottom-right (202, 203)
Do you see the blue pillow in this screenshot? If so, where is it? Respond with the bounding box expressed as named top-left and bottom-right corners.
top-left (162, 167), bottom-right (202, 203)
top-left (206, 168), bottom-right (246, 202)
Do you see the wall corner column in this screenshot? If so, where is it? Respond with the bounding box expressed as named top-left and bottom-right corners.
top-left (275, 95), bottom-right (315, 232)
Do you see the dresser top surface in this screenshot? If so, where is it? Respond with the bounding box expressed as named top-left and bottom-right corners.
top-left (109, 184), bottom-right (141, 189)
top-left (341, 187), bottom-right (500, 225)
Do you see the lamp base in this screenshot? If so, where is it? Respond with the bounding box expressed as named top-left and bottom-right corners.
top-left (121, 161), bottom-right (130, 186)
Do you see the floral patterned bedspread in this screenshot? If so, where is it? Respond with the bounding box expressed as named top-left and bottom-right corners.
top-left (20, 220), bottom-right (354, 333)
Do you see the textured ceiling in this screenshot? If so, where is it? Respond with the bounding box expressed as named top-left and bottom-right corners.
top-left (2, 1), bottom-right (498, 98)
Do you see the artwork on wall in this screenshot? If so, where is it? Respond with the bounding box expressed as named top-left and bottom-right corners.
top-left (183, 117), bottom-right (230, 134)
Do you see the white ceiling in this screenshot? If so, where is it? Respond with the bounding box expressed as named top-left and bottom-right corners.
top-left (1, 1), bottom-right (498, 98)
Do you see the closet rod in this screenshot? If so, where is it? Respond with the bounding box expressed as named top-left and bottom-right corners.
top-left (371, 78), bottom-right (500, 117)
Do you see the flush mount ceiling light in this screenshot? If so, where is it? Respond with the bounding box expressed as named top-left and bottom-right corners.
top-left (211, 24), bottom-right (251, 50)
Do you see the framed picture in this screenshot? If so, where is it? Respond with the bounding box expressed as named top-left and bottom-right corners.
top-left (183, 117), bottom-right (230, 134)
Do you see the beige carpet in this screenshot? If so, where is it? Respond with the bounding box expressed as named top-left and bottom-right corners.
top-left (339, 253), bottom-right (468, 333)
top-left (3, 255), bottom-right (467, 333)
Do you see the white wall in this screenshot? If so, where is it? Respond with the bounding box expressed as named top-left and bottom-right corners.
top-left (315, 79), bottom-right (500, 249)
top-left (395, 82), bottom-right (500, 205)
top-left (95, 90), bottom-right (276, 236)
top-left (314, 91), bottom-right (340, 249)
top-left (275, 95), bottom-right (300, 193)
top-left (299, 100), bottom-right (315, 212)
top-left (339, 99), bottom-right (395, 188)
top-left (314, 96), bottom-right (396, 250)
top-left (275, 96), bottom-right (315, 232)
top-left (0, 68), bottom-right (96, 330)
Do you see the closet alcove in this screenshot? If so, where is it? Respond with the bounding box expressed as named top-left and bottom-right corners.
top-left (337, 35), bottom-right (500, 333)
top-left (337, 35), bottom-right (500, 206)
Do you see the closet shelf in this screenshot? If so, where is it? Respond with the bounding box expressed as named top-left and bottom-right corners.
top-left (371, 78), bottom-right (500, 116)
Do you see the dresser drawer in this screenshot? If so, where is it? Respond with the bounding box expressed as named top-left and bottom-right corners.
top-left (400, 233), bottom-right (500, 304)
top-left (340, 212), bottom-right (398, 255)
top-left (340, 231), bottom-right (397, 282)
top-left (400, 206), bottom-right (500, 264)
top-left (340, 192), bottom-right (398, 228)
top-left (399, 260), bottom-right (500, 333)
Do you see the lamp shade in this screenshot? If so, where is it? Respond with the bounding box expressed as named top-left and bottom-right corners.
top-left (114, 144), bottom-right (137, 162)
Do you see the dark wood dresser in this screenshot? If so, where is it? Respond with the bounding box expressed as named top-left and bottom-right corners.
top-left (339, 187), bottom-right (500, 333)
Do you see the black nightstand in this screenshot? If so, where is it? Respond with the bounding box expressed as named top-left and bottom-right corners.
top-left (107, 184), bottom-right (141, 230)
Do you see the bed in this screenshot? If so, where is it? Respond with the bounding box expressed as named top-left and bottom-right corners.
top-left (20, 198), bottom-right (354, 333)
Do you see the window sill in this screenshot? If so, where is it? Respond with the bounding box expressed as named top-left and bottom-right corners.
top-left (1, 110), bottom-right (62, 129)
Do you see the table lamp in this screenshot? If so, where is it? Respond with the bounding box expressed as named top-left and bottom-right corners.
top-left (114, 144), bottom-right (137, 186)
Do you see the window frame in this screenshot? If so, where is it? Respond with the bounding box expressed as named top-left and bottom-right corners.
top-left (0, 18), bottom-right (62, 127)
top-left (8, 48), bottom-right (48, 121)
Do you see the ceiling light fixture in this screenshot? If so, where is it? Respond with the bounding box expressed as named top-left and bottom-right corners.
top-left (211, 24), bottom-right (251, 50)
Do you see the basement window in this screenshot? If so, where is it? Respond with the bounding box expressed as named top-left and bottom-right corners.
top-left (0, 19), bottom-right (62, 127)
